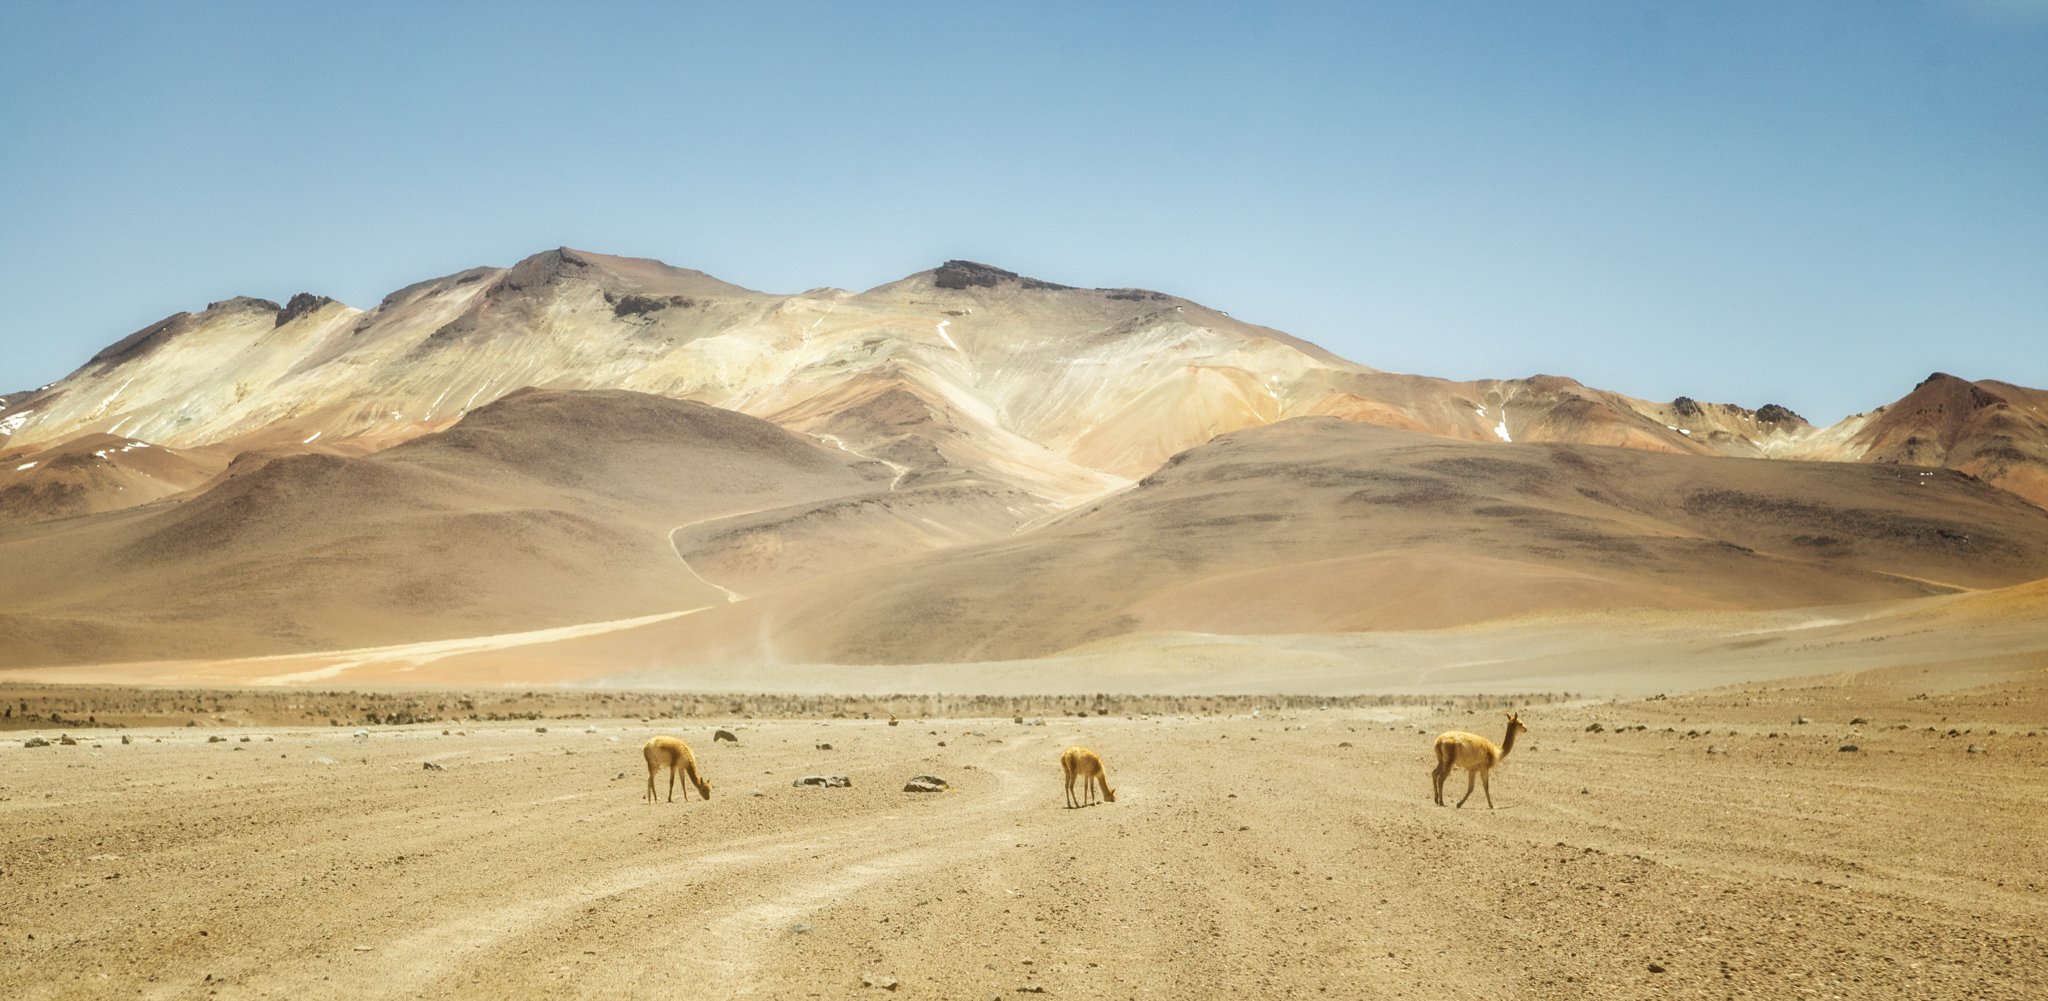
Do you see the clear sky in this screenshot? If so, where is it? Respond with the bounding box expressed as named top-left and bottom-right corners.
top-left (1, 1), bottom-right (2041, 423)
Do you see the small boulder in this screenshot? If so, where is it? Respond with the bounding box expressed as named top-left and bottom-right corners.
top-left (1795, 716), bottom-right (1811, 725)
top-left (816, 742), bottom-right (834, 751)
top-left (1850, 717), bottom-right (1870, 725)
top-left (860, 973), bottom-right (898, 991)
top-left (23, 736), bottom-right (50, 748)
top-left (903, 775), bottom-right (948, 793)
top-left (120, 735), bottom-right (132, 745)
top-left (206, 735), bottom-right (225, 743)
top-left (1967, 744), bottom-right (1988, 754)
top-left (1838, 744), bottom-right (1859, 753)
top-left (794, 775), bottom-right (852, 789)
top-left (535, 726), bottom-right (548, 734)
top-left (1585, 723), bottom-right (1604, 733)
top-left (713, 729), bottom-right (738, 743)
top-left (422, 761), bottom-right (446, 771)
top-left (58, 734), bottom-right (78, 745)
top-left (1705, 745), bottom-right (1727, 755)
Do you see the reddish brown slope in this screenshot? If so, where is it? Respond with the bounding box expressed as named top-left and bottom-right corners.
top-left (1841, 373), bottom-right (2048, 507)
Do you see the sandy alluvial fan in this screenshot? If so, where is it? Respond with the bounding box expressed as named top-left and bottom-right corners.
top-left (1, 247), bottom-right (2046, 675)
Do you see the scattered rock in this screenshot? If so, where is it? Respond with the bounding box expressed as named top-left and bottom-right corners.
top-left (584, 725), bottom-right (598, 733)
top-left (1838, 744), bottom-right (1859, 753)
top-left (816, 742), bottom-right (834, 750)
top-left (1337, 741), bottom-right (1353, 748)
top-left (120, 735), bottom-right (132, 745)
top-left (794, 775), bottom-right (852, 789)
top-left (1705, 745), bottom-right (1726, 755)
top-left (1795, 716), bottom-right (1811, 725)
top-left (58, 734), bottom-right (78, 745)
top-left (714, 729), bottom-right (738, 743)
top-left (888, 716), bottom-right (900, 727)
top-left (903, 775), bottom-right (949, 793)
top-left (422, 762), bottom-right (445, 771)
top-left (1648, 962), bottom-right (1667, 973)
top-left (860, 973), bottom-right (899, 991)
top-left (613, 772), bottom-right (627, 781)
top-left (1585, 722), bottom-right (1605, 733)
top-left (1967, 744), bottom-right (1988, 754)
top-left (535, 727), bottom-right (548, 733)
top-left (1018, 985), bottom-right (1048, 994)
top-left (1014, 715), bottom-right (1025, 724)
top-left (352, 729), bottom-right (370, 742)
top-left (23, 737), bottom-right (49, 748)
top-left (207, 735), bottom-right (225, 743)
top-left (311, 756), bottom-right (338, 766)
top-left (1850, 717), bottom-right (1870, 725)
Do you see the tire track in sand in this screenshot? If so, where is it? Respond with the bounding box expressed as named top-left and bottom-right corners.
top-left (356, 733), bottom-right (1050, 998)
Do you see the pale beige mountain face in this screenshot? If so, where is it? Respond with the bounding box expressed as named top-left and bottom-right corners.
top-left (0, 247), bottom-right (2044, 680)
top-left (8, 248), bottom-right (2043, 519)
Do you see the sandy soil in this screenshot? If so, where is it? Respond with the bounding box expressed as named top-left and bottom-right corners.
top-left (3, 677), bottom-right (2043, 1000)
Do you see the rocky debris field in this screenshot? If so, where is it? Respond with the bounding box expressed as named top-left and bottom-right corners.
top-left (0, 679), bottom-right (2042, 999)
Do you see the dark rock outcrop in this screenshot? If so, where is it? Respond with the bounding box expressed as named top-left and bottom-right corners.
top-left (276, 293), bottom-right (337, 327)
top-left (933, 260), bottom-right (1016, 289)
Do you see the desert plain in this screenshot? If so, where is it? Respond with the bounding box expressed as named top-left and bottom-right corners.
top-left (2, 664), bottom-right (2044, 1001)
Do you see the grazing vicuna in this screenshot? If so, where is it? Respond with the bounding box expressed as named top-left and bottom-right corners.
top-left (642, 736), bottom-right (712, 803)
top-left (1061, 746), bottom-right (1115, 808)
top-left (1431, 712), bottom-right (1528, 809)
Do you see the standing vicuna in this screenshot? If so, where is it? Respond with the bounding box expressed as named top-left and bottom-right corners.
top-left (642, 736), bottom-right (712, 803)
top-left (1061, 746), bottom-right (1115, 808)
top-left (1431, 712), bottom-right (1528, 809)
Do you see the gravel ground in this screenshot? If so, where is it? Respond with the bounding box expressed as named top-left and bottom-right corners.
top-left (1, 678), bottom-right (2043, 1000)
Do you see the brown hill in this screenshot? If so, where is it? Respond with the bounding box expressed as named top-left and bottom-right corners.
top-left (582, 418), bottom-right (2048, 667)
top-left (0, 434), bottom-right (226, 524)
top-left (0, 390), bottom-right (1033, 668)
top-left (1832, 373), bottom-right (2048, 507)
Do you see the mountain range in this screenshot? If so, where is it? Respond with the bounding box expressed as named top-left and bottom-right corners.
top-left (2, 248), bottom-right (2044, 677)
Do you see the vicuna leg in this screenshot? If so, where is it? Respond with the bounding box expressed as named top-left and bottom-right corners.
top-left (1456, 770), bottom-right (1476, 808)
top-left (667, 764), bottom-right (677, 803)
top-left (1064, 768), bottom-right (1077, 809)
top-left (1481, 771), bottom-right (1494, 810)
top-left (1431, 759), bottom-right (1448, 806)
top-left (645, 763), bottom-right (657, 804)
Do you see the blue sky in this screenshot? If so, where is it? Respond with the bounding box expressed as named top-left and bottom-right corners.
top-left (1, 1), bottom-right (2041, 423)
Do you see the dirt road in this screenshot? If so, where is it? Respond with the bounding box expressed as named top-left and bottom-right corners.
top-left (2, 680), bottom-right (2043, 999)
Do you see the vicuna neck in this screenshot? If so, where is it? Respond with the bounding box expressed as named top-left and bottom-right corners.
top-left (1500, 722), bottom-right (1521, 759)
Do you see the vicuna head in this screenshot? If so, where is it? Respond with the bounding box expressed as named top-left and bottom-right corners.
top-left (1506, 711), bottom-right (1528, 737)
